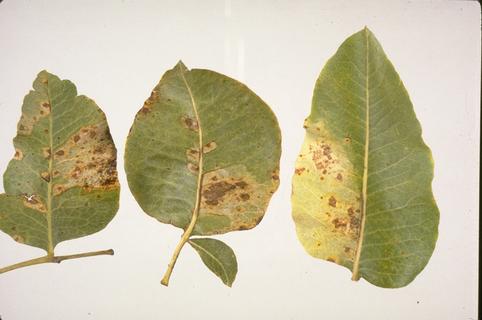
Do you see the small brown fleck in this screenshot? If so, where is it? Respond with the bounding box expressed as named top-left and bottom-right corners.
top-left (332, 218), bottom-right (347, 229)
top-left (295, 167), bottom-right (306, 175)
top-left (336, 173), bottom-right (343, 181)
top-left (89, 130), bottom-right (97, 138)
top-left (240, 193), bottom-right (250, 201)
top-left (235, 181), bottom-right (247, 189)
top-left (328, 196), bottom-right (337, 207)
top-left (14, 149), bottom-right (23, 160)
top-left (344, 137), bottom-right (351, 143)
top-left (55, 150), bottom-right (65, 156)
top-left (73, 135), bottom-right (81, 143)
top-left (344, 247), bottom-right (351, 253)
top-left (327, 257), bottom-right (336, 263)
top-left (13, 234), bottom-right (25, 244)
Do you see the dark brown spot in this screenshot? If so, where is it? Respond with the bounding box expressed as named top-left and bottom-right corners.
top-left (89, 130), bottom-right (97, 138)
top-left (328, 196), bottom-right (337, 207)
top-left (74, 135), bottom-right (81, 143)
top-left (203, 181), bottom-right (236, 206)
top-left (344, 137), bottom-right (351, 143)
top-left (327, 257), bottom-right (335, 263)
top-left (336, 173), bottom-right (343, 181)
top-left (240, 193), bottom-right (250, 201)
top-left (344, 247), bottom-right (351, 253)
top-left (55, 150), bottom-right (65, 156)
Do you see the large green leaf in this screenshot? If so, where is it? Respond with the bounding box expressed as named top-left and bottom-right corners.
top-left (125, 61), bottom-right (281, 286)
top-left (0, 71), bottom-right (119, 274)
top-left (291, 28), bottom-right (439, 288)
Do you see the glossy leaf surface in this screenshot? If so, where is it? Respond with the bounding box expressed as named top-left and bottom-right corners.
top-left (291, 28), bottom-right (439, 288)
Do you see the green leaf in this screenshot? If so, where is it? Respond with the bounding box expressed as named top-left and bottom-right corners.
top-left (125, 61), bottom-right (281, 286)
top-left (0, 71), bottom-right (119, 274)
top-left (189, 238), bottom-right (237, 287)
top-left (291, 28), bottom-right (439, 288)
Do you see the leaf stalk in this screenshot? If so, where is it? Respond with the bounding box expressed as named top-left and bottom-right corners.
top-left (0, 249), bottom-right (114, 274)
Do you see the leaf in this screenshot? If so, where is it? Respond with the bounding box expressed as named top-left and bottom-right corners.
top-left (0, 71), bottom-right (119, 274)
top-left (291, 28), bottom-right (439, 288)
top-left (125, 61), bottom-right (281, 286)
top-left (189, 238), bottom-right (237, 287)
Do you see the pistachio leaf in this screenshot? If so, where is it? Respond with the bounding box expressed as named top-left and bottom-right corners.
top-left (189, 238), bottom-right (237, 287)
top-left (291, 28), bottom-right (439, 288)
top-left (125, 61), bottom-right (281, 286)
top-left (0, 71), bottom-right (119, 274)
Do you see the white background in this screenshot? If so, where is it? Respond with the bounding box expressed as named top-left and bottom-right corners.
top-left (0, 1), bottom-right (479, 319)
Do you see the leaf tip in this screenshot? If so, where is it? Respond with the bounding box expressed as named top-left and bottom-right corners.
top-left (175, 60), bottom-right (188, 71)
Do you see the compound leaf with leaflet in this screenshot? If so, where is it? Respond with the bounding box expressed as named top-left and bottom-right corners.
top-left (125, 62), bottom-right (281, 286)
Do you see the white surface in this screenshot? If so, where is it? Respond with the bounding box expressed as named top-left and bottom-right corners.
top-left (0, 1), bottom-right (479, 319)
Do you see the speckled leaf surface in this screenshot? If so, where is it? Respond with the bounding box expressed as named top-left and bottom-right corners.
top-left (125, 62), bottom-right (280, 286)
top-left (291, 28), bottom-right (439, 288)
top-left (0, 71), bottom-right (119, 256)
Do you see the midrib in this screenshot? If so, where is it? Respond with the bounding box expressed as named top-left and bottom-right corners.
top-left (180, 68), bottom-right (204, 232)
top-left (352, 28), bottom-right (370, 280)
top-left (46, 81), bottom-right (54, 255)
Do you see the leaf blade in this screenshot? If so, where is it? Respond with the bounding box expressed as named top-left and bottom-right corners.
top-left (189, 238), bottom-right (237, 287)
top-left (0, 71), bottom-right (120, 252)
top-left (125, 62), bottom-right (281, 234)
top-left (292, 28), bottom-right (439, 288)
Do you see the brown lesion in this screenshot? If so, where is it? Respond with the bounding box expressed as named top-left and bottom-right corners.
top-left (295, 167), bottom-right (305, 175)
top-left (14, 149), bottom-right (23, 160)
top-left (51, 124), bottom-right (119, 195)
top-left (186, 148), bottom-right (199, 163)
top-left (139, 89), bottom-right (159, 114)
top-left (328, 196), bottom-right (337, 207)
top-left (181, 115), bottom-right (199, 132)
top-left (22, 194), bottom-right (47, 213)
top-left (197, 167), bottom-right (273, 233)
top-left (42, 147), bottom-right (51, 159)
top-left (203, 141), bottom-right (217, 154)
top-left (202, 181), bottom-right (237, 206)
top-left (17, 100), bottom-right (52, 135)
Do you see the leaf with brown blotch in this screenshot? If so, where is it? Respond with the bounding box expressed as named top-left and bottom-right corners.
top-left (291, 28), bottom-right (439, 288)
top-left (125, 61), bottom-right (281, 287)
top-left (0, 71), bottom-right (119, 274)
